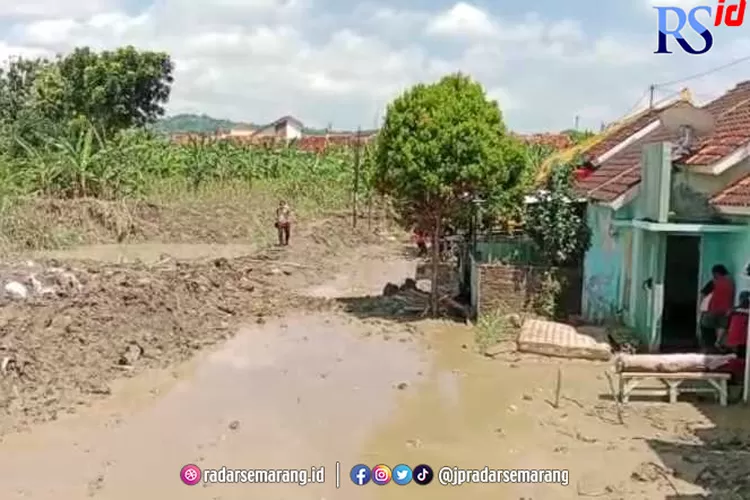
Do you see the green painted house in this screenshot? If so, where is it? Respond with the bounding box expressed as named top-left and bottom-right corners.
top-left (575, 81), bottom-right (750, 352)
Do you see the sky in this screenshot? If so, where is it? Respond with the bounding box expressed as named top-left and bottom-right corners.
top-left (0, 0), bottom-right (748, 132)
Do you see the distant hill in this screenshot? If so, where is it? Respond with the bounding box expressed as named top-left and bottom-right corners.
top-left (155, 113), bottom-right (335, 135)
top-left (154, 114), bottom-right (256, 134)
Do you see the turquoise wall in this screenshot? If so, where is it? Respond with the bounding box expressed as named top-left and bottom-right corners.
top-left (702, 222), bottom-right (750, 301)
top-left (582, 204), bottom-right (625, 322)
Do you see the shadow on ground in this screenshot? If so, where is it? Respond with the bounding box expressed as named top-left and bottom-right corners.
top-left (336, 293), bottom-right (468, 324)
top-left (654, 405), bottom-right (750, 499)
top-left (595, 390), bottom-right (750, 498)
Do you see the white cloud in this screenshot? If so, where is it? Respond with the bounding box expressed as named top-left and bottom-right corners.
top-left (0, 0), bottom-right (747, 133)
top-left (426, 3), bottom-right (496, 38)
top-left (487, 86), bottom-right (519, 111)
top-left (0, 0), bottom-right (113, 17)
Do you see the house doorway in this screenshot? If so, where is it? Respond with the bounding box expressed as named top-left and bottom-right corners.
top-left (661, 234), bottom-right (701, 352)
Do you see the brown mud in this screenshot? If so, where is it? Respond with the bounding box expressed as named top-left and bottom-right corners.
top-left (0, 211), bottom-right (748, 499)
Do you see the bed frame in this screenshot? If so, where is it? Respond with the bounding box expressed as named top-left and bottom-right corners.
top-left (618, 371), bottom-right (730, 406)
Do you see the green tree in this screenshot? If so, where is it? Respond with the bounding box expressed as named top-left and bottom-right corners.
top-left (34, 46), bottom-right (174, 134)
top-left (375, 73), bottom-right (528, 314)
top-left (525, 163), bottom-right (591, 267)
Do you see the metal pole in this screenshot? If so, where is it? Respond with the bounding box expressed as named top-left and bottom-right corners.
top-left (649, 85), bottom-right (655, 108)
top-left (352, 127), bottom-right (361, 228)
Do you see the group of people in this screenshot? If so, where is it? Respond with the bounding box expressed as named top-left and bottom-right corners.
top-left (699, 264), bottom-right (748, 358)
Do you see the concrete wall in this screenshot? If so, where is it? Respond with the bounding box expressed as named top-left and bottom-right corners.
top-left (285, 122), bottom-right (302, 139)
top-left (475, 263), bottom-right (581, 318)
top-left (582, 203), bottom-right (626, 323)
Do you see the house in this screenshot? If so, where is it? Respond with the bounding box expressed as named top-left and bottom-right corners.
top-left (513, 133), bottom-right (574, 151)
top-left (575, 80), bottom-right (750, 352)
top-left (223, 125), bottom-right (256, 138)
top-left (251, 115), bottom-right (304, 140)
top-left (536, 89), bottom-right (694, 183)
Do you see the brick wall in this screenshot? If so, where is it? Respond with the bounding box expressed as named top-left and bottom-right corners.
top-left (477, 264), bottom-right (582, 318)
top-left (416, 262), bottom-right (459, 295)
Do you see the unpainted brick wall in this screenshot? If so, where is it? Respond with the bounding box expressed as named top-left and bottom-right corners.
top-left (477, 264), bottom-right (582, 318)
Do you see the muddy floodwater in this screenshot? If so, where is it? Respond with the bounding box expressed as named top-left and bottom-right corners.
top-left (0, 244), bottom-right (736, 499)
top-left (0, 314), bottom-right (427, 500)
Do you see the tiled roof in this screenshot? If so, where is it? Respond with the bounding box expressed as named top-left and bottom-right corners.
top-left (536, 94), bottom-right (691, 184)
top-left (513, 133), bottom-right (573, 151)
top-left (575, 126), bottom-right (679, 202)
top-left (576, 81), bottom-right (750, 203)
top-left (583, 108), bottom-right (665, 162)
top-left (710, 173), bottom-right (750, 207)
top-left (682, 81), bottom-right (750, 165)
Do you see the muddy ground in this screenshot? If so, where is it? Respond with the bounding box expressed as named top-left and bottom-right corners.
top-left (0, 214), bottom-right (385, 434)
top-left (0, 207), bottom-right (749, 499)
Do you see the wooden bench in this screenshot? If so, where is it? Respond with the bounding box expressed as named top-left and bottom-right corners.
top-left (618, 371), bottom-right (731, 406)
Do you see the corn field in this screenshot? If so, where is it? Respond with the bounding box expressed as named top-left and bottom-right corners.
top-left (0, 125), bottom-right (377, 208)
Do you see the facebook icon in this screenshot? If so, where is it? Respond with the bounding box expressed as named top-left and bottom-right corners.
top-left (349, 464), bottom-right (371, 486)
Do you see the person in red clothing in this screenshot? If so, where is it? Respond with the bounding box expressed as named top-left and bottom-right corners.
top-left (722, 291), bottom-right (749, 358)
top-left (699, 264), bottom-right (735, 352)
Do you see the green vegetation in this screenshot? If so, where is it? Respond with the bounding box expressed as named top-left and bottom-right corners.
top-left (562, 129), bottom-right (595, 145)
top-left (525, 162), bottom-right (592, 267)
top-left (0, 46), bottom-right (561, 260)
top-left (374, 73), bottom-right (530, 313)
top-left (0, 46), bottom-right (366, 254)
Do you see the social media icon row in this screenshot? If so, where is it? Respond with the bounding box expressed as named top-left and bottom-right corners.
top-left (349, 464), bottom-right (433, 485)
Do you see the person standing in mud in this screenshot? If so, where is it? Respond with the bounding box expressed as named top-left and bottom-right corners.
top-left (275, 200), bottom-right (292, 246)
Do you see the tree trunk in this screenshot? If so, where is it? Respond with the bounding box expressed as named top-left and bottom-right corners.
top-left (430, 215), bottom-right (441, 316)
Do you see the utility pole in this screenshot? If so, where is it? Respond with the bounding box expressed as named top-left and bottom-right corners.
top-left (352, 127), bottom-right (361, 229)
top-left (649, 84), bottom-right (655, 108)
top-left (574, 115), bottom-right (580, 130)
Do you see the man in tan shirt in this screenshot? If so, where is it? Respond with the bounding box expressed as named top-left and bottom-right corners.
top-left (275, 200), bottom-right (291, 246)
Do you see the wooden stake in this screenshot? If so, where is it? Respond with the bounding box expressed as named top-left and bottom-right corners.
top-left (554, 366), bottom-right (562, 408)
top-left (604, 369), bottom-right (625, 425)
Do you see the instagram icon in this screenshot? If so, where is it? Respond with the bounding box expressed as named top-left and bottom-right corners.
top-left (371, 464), bottom-right (392, 485)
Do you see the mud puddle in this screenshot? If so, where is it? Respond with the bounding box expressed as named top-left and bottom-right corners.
top-left (0, 314), bottom-right (426, 499)
top-left (37, 242), bottom-right (257, 263)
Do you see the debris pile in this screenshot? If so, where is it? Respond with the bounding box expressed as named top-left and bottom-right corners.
top-left (0, 261), bottom-right (82, 301)
top-left (0, 254), bottom-right (332, 434)
top-left (338, 278), bottom-right (468, 318)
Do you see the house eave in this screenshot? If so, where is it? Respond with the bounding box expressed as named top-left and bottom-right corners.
top-left (714, 204), bottom-right (750, 216)
top-left (593, 120), bottom-right (661, 166)
top-left (686, 142), bottom-right (750, 175)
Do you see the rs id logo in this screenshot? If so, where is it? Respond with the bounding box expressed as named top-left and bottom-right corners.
top-left (654, 0), bottom-right (746, 54)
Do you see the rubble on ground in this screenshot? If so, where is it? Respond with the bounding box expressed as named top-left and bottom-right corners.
top-left (339, 278), bottom-right (468, 318)
top-left (0, 253), bottom-right (333, 434)
top-left (0, 262), bottom-right (83, 301)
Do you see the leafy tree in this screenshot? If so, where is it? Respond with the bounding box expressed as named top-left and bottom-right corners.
top-left (35, 46), bottom-right (174, 134)
top-left (525, 162), bottom-right (591, 267)
top-left (0, 57), bottom-right (51, 123)
top-left (0, 46), bottom-right (173, 141)
top-left (375, 73), bottom-right (528, 314)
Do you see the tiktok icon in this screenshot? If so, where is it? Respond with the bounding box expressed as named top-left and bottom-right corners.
top-left (413, 464), bottom-right (434, 485)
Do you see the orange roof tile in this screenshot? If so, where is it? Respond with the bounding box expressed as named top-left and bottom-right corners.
top-left (576, 81), bottom-right (750, 203)
top-left (711, 173), bottom-right (750, 207)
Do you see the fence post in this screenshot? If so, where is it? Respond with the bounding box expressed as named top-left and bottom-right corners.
top-left (352, 127), bottom-right (361, 228)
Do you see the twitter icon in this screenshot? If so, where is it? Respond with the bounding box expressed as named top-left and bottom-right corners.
top-left (392, 464), bottom-right (412, 485)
